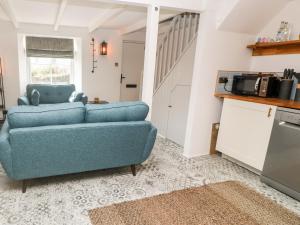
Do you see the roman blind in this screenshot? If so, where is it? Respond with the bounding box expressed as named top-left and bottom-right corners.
top-left (26, 36), bottom-right (74, 58)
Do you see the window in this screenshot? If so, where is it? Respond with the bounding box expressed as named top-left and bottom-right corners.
top-left (29, 57), bottom-right (73, 84)
top-left (26, 36), bottom-right (74, 85)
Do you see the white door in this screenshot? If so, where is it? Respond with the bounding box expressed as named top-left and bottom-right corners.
top-left (120, 41), bottom-right (145, 101)
top-left (166, 85), bottom-right (191, 146)
top-left (216, 98), bottom-right (276, 171)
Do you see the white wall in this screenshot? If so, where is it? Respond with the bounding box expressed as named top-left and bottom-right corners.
top-left (122, 30), bottom-right (146, 42)
top-left (0, 21), bottom-right (20, 108)
top-left (250, 0), bottom-right (300, 72)
top-left (152, 39), bottom-right (196, 145)
top-left (0, 21), bottom-right (123, 107)
top-left (217, 0), bottom-right (292, 35)
top-left (183, 1), bottom-right (255, 157)
top-left (216, 0), bottom-right (238, 29)
top-left (88, 28), bottom-right (122, 102)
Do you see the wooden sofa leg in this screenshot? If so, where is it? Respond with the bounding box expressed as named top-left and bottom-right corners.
top-left (130, 165), bottom-right (136, 176)
top-left (22, 180), bottom-right (27, 193)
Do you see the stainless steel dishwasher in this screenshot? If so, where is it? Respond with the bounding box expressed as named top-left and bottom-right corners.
top-left (261, 107), bottom-right (300, 201)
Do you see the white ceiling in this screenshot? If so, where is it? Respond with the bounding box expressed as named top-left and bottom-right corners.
top-left (0, 0), bottom-right (178, 33)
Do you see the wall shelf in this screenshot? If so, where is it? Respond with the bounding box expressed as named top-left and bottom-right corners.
top-left (247, 40), bottom-right (300, 56)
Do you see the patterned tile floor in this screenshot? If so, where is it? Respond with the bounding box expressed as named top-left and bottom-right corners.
top-left (0, 137), bottom-right (299, 225)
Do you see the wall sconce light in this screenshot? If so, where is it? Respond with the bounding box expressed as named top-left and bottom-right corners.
top-left (100, 41), bottom-right (108, 55)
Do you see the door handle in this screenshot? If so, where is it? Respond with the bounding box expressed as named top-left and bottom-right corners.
top-left (279, 121), bottom-right (300, 130)
top-left (120, 74), bottom-right (126, 83)
top-left (267, 107), bottom-right (272, 118)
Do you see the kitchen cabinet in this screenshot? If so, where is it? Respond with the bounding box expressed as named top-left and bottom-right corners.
top-left (216, 98), bottom-right (277, 171)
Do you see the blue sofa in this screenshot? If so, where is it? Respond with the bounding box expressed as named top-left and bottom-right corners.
top-left (18, 84), bottom-right (88, 105)
top-left (0, 101), bottom-right (157, 192)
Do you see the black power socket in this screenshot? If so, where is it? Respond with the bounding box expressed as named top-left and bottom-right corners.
top-left (219, 77), bottom-right (228, 84)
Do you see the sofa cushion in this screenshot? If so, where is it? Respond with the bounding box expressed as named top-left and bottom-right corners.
top-left (8, 102), bottom-right (85, 129)
top-left (69, 91), bottom-right (84, 103)
top-left (85, 101), bottom-right (149, 123)
top-left (26, 84), bottom-right (75, 104)
top-left (31, 89), bottom-right (40, 106)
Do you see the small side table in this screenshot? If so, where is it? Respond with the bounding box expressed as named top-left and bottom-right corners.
top-left (3, 109), bottom-right (7, 117)
top-left (88, 100), bottom-right (109, 105)
top-left (2, 109), bottom-right (7, 120)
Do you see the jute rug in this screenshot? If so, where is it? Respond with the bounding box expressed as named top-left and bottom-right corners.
top-left (89, 181), bottom-right (300, 225)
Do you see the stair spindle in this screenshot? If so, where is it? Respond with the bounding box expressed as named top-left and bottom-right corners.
top-left (174, 16), bottom-right (181, 62)
top-left (186, 13), bottom-right (193, 44)
top-left (157, 46), bottom-right (163, 85)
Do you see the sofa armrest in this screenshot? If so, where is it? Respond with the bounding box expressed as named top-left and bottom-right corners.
top-left (81, 95), bottom-right (88, 105)
top-left (142, 125), bottom-right (157, 160)
top-left (0, 121), bottom-right (13, 179)
top-left (18, 96), bottom-right (30, 106)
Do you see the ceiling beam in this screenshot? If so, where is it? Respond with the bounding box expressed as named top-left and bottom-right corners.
top-left (90, 0), bottom-right (204, 12)
top-left (54, 0), bottom-right (68, 31)
top-left (120, 14), bottom-right (174, 35)
top-left (89, 6), bottom-right (126, 33)
top-left (0, 0), bottom-right (19, 28)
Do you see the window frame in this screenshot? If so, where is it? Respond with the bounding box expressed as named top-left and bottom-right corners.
top-left (18, 34), bottom-right (82, 95)
top-left (27, 56), bottom-right (75, 85)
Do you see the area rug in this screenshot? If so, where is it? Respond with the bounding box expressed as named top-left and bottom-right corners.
top-left (89, 181), bottom-right (300, 225)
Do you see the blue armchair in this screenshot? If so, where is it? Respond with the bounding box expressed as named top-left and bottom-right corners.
top-left (18, 84), bottom-right (88, 105)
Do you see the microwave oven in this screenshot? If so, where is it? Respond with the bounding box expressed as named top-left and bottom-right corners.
top-left (231, 74), bottom-right (280, 97)
top-left (231, 75), bottom-right (261, 96)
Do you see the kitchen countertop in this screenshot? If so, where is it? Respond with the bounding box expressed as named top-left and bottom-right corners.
top-left (215, 93), bottom-right (300, 110)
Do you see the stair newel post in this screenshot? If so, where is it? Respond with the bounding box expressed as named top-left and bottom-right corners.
top-left (141, 4), bottom-right (160, 120)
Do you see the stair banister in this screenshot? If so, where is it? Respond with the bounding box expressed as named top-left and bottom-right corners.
top-left (154, 12), bottom-right (199, 93)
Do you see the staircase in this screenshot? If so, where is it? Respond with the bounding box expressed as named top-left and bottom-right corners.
top-left (154, 12), bottom-right (200, 93)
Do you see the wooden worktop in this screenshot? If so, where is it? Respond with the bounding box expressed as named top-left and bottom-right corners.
top-left (215, 93), bottom-right (300, 110)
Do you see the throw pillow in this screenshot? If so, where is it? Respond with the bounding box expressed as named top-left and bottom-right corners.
top-left (69, 91), bottom-right (84, 102)
top-left (31, 89), bottom-right (40, 106)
